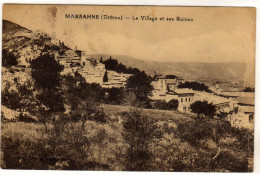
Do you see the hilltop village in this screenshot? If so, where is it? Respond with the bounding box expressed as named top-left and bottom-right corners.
top-left (150, 75), bottom-right (254, 129)
top-left (54, 49), bottom-right (254, 130)
top-left (1, 19), bottom-right (254, 131)
top-left (5, 41), bottom-right (254, 130)
top-left (1, 18), bottom-right (254, 172)
top-left (54, 49), bottom-right (132, 89)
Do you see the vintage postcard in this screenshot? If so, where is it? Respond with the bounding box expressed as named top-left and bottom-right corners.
top-left (1, 4), bottom-right (256, 172)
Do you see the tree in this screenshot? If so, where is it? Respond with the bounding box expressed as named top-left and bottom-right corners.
top-left (122, 109), bottom-right (162, 170)
top-left (117, 63), bottom-right (127, 73)
top-left (103, 57), bottom-right (118, 71)
top-left (126, 71), bottom-right (153, 108)
top-left (177, 119), bottom-right (232, 171)
top-left (178, 81), bottom-right (212, 93)
top-left (2, 82), bottom-right (20, 111)
top-left (216, 110), bottom-right (229, 120)
top-left (102, 57), bottom-right (140, 74)
top-left (30, 54), bottom-right (65, 125)
top-left (105, 87), bottom-right (124, 104)
top-left (1, 79), bottom-right (53, 129)
top-left (61, 72), bottom-right (105, 129)
top-left (151, 99), bottom-right (178, 111)
top-left (121, 91), bottom-right (136, 106)
top-left (89, 58), bottom-right (98, 67)
top-left (1, 80), bottom-right (37, 120)
top-left (31, 54), bottom-right (64, 90)
top-left (243, 87), bottom-right (254, 92)
top-left (178, 120), bottom-right (212, 146)
top-left (168, 99), bottom-right (179, 110)
top-left (69, 99), bottom-right (102, 129)
top-left (12, 80), bottom-right (35, 113)
top-left (131, 68), bottom-right (141, 74)
top-left (36, 89), bottom-right (64, 112)
top-left (62, 72), bottom-right (104, 101)
top-left (190, 101), bottom-right (216, 119)
top-left (103, 70), bottom-right (108, 82)
top-left (99, 56), bottom-right (103, 63)
top-left (2, 49), bottom-right (18, 67)
top-left (152, 101), bottom-right (169, 110)
top-left (165, 75), bottom-right (177, 79)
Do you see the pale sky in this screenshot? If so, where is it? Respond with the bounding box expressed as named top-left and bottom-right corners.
top-left (3, 5), bottom-right (256, 63)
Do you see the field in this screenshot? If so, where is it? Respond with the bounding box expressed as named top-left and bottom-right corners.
top-left (1, 104), bottom-right (253, 171)
top-left (101, 104), bottom-right (195, 122)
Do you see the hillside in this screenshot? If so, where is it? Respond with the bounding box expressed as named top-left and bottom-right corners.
top-left (101, 104), bottom-right (195, 124)
top-left (2, 19), bottom-right (70, 64)
top-left (90, 54), bottom-right (254, 86)
top-left (2, 19), bottom-right (32, 34)
top-left (2, 104), bottom-right (253, 171)
top-left (2, 19), bottom-right (254, 88)
top-left (1, 19), bottom-right (73, 90)
top-left (1, 20), bottom-right (254, 172)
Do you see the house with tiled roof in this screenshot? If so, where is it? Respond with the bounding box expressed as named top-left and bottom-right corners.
top-left (151, 75), bottom-right (184, 93)
top-left (227, 96), bottom-right (255, 130)
top-left (150, 82), bottom-right (237, 114)
top-left (193, 90), bottom-right (236, 113)
top-left (102, 71), bottom-right (132, 88)
top-left (150, 87), bottom-right (195, 112)
top-left (166, 88), bottom-right (195, 112)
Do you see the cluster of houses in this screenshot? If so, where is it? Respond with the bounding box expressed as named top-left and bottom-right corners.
top-left (10, 28), bottom-right (132, 90)
top-left (54, 49), bottom-right (132, 89)
top-left (11, 32), bottom-right (254, 130)
top-left (150, 75), bottom-right (254, 130)
top-left (4, 23), bottom-right (254, 131)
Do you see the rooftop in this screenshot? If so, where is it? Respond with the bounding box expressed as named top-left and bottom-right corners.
top-left (165, 79), bottom-right (177, 84)
top-left (221, 91), bottom-right (254, 98)
top-left (167, 88), bottom-right (194, 94)
top-left (239, 105), bottom-right (254, 113)
top-left (236, 96), bottom-right (255, 106)
top-left (194, 90), bottom-right (231, 105)
top-left (216, 83), bottom-right (233, 92)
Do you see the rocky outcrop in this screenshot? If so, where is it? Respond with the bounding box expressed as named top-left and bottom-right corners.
top-left (1, 105), bottom-right (20, 121)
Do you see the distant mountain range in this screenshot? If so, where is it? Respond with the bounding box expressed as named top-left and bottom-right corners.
top-left (89, 54), bottom-right (255, 86)
top-left (2, 19), bottom-right (254, 87)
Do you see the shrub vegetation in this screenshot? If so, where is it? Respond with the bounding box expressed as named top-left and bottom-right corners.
top-left (178, 81), bottom-right (212, 93)
top-left (1, 54), bottom-right (253, 172)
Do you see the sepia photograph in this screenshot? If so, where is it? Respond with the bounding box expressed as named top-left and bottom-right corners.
top-left (0, 4), bottom-right (256, 172)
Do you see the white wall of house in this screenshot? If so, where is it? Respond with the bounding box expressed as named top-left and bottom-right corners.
top-left (150, 88), bottom-right (195, 113)
top-left (215, 102), bottom-right (232, 113)
top-left (193, 90), bottom-right (234, 112)
top-left (101, 71), bottom-right (131, 88)
top-left (177, 95), bottom-right (194, 112)
top-left (152, 78), bottom-right (179, 93)
top-left (150, 90), bottom-right (167, 101)
top-left (228, 110), bottom-right (254, 130)
top-left (151, 79), bottom-right (167, 92)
